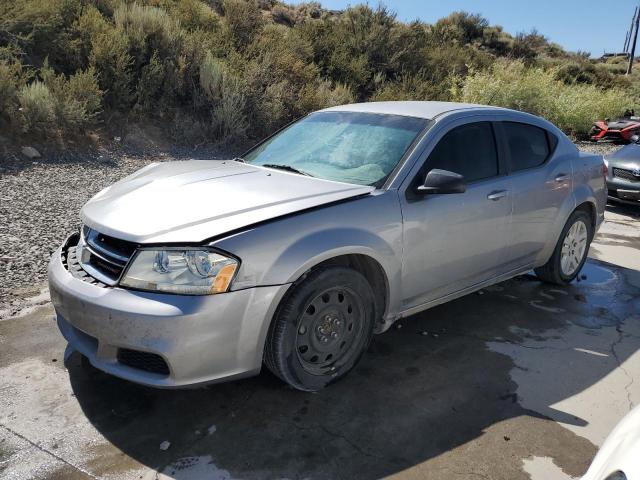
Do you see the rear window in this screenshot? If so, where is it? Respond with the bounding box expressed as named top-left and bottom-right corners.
top-left (503, 122), bottom-right (551, 172)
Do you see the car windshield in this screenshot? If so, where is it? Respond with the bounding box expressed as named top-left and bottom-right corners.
top-left (243, 111), bottom-right (428, 186)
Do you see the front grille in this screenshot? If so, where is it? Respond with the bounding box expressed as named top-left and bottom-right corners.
top-left (613, 167), bottom-right (640, 182)
top-left (63, 237), bottom-right (110, 288)
top-left (117, 348), bottom-right (170, 375)
top-left (77, 226), bottom-right (138, 285)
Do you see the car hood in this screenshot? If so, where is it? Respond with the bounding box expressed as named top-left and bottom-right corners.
top-left (607, 144), bottom-right (640, 169)
top-left (81, 160), bottom-right (374, 244)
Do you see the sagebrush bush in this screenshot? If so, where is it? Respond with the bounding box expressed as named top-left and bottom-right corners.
top-left (16, 63), bottom-right (102, 134)
top-left (0, 0), bottom-right (636, 143)
top-left (456, 59), bottom-right (628, 135)
top-left (0, 62), bottom-right (22, 124)
top-left (222, 0), bottom-right (264, 51)
top-left (136, 51), bottom-right (165, 111)
top-left (200, 52), bottom-right (248, 138)
top-left (172, 0), bottom-right (219, 31)
top-left (18, 82), bottom-right (57, 133)
top-left (89, 27), bottom-right (134, 109)
top-left (114, 2), bottom-right (181, 62)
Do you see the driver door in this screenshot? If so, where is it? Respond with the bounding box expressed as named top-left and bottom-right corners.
top-left (399, 121), bottom-right (513, 310)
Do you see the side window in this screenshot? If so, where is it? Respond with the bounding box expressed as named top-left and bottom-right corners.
top-left (424, 122), bottom-right (498, 183)
top-left (503, 122), bottom-right (550, 172)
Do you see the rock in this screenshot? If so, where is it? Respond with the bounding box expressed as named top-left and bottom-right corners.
top-left (21, 146), bottom-right (41, 159)
top-left (159, 440), bottom-right (171, 450)
top-left (207, 424), bottom-right (216, 435)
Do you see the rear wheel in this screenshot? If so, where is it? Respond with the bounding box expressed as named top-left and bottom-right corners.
top-left (264, 267), bottom-right (375, 391)
top-left (534, 210), bottom-right (593, 285)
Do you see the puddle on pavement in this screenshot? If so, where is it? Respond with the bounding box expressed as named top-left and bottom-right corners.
top-left (147, 456), bottom-right (233, 480)
top-left (577, 263), bottom-right (616, 286)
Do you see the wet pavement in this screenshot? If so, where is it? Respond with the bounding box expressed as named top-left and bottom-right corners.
top-left (0, 203), bottom-right (639, 480)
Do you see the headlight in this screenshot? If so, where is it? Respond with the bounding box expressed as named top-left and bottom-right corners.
top-left (120, 249), bottom-right (239, 295)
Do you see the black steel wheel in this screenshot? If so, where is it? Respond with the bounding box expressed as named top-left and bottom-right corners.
top-left (264, 266), bottom-right (376, 391)
top-left (295, 286), bottom-right (365, 375)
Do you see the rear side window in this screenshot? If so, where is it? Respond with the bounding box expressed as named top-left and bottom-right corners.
top-left (503, 122), bottom-right (550, 172)
top-left (425, 122), bottom-right (498, 183)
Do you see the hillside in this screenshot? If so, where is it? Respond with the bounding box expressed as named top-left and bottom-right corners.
top-left (1, 0), bottom-right (638, 150)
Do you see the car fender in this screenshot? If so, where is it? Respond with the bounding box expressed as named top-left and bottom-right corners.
top-left (212, 192), bottom-right (404, 321)
top-left (535, 191), bottom-right (577, 266)
top-left (535, 179), bottom-right (599, 267)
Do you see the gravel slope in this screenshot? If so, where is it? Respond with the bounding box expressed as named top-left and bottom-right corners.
top-left (0, 141), bottom-right (621, 318)
top-left (0, 147), bottom-right (235, 318)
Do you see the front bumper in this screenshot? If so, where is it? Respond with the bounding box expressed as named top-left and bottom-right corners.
top-left (607, 177), bottom-right (640, 205)
top-left (48, 245), bottom-right (290, 388)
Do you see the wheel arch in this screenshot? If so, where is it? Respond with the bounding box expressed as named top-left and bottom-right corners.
top-left (575, 200), bottom-right (597, 231)
top-left (536, 195), bottom-right (597, 268)
top-left (291, 253), bottom-right (390, 333)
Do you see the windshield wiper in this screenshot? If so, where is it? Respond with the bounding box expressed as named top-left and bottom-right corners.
top-left (261, 164), bottom-right (313, 177)
top-left (232, 157), bottom-right (245, 163)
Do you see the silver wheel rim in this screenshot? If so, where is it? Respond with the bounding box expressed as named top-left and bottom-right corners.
top-left (560, 220), bottom-right (588, 276)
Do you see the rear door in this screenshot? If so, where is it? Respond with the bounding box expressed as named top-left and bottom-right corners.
top-left (399, 120), bottom-right (513, 310)
top-left (496, 122), bottom-right (572, 270)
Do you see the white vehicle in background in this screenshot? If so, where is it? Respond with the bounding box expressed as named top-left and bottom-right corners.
top-left (583, 405), bottom-right (640, 480)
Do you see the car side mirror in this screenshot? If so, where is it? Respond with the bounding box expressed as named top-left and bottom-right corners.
top-left (417, 169), bottom-right (466, 195)
top-left (631, 134), bottom-right (640, 143)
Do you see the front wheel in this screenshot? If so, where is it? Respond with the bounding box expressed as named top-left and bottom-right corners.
top-left (264, 266), bottom-right (376, 391)
top-left (534, 210), bottom-right (593, 285)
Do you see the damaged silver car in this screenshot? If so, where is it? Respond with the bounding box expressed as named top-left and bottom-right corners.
top-left (48, 101), bottom-right (606, 391)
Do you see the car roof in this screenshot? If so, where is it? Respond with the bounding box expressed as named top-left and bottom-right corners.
top-left (320, 101), bottom-right (504, 119)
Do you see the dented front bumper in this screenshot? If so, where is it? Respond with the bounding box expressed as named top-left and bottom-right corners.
top-left (48, 244), bottom-right (290, 388)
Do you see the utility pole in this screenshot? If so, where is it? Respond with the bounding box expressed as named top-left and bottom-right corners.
top-left (626, 7), bottom-right (638, 52)
top-left (624, 30), bottom-right (630, 52)
top-left (627, 6), bottom-right (640, 74)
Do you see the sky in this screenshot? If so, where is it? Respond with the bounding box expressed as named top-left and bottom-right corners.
top-left (287, 0), bottom-right (640, 57)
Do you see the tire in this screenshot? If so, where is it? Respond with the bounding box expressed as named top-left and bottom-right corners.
top-left (534, 209), bottom-right (593, 285)
top-left (264, 266), bottom-right (376, 392)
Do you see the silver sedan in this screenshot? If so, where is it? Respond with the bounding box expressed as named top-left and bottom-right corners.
top-left (48, 101), bottom-right (606, 391)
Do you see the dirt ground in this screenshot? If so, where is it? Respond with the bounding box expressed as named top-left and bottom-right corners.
top-left (0, 204), bottom-right (639, 480)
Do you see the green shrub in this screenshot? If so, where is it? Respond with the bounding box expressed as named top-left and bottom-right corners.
top-left (456, 59), bottom-right (628, 135)
top-left (271, 5), bottom-right (296, 27)
top-left (0, 1), bottom-right (637, 144)
top-left (18, 82), bottom-right (56, 133)
top-left (429, 11), bottom-right (488, 45)
top-left (136, 51), bottom-right (165, 111)
top-left (199, 52), bottom-right (248, 138)
top-left (372, 73), bottom-right (441, 102)
top-left (114, 2), bottom-right (182, 67)
top-left (1, 0), bottom-right (83, 74)
top-left (89, 27), bottom-right (134, 109)
top-left (171, 0), bottom-right (219, 31)
top-left (0, 62), bottom-right (24, 124)
top-left (553, 84), bottom-right (628, 134)
top-left (221, 0), bottom-right (264, 51)
top-left (62, 67), bottom-right (103, 126)
top-left (18, 63), bottom-right (102, 134)
top-left (298, 80), bottom-right (354, 111)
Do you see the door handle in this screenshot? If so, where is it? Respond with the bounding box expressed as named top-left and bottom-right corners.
top-left (487, 190), bottom-right (508, 201)
top-left (555, 173), bottom-right (569, 182)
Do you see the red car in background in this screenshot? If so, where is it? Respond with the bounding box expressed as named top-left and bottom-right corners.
top-left (590, 111), bottom-right (640, 143)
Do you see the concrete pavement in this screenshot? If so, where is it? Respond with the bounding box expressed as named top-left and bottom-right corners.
top-left (0, 203), bottom-right (639, 480)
